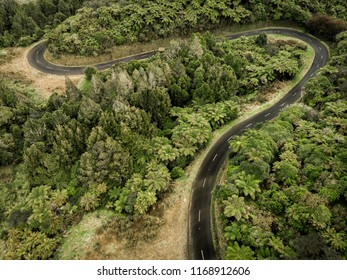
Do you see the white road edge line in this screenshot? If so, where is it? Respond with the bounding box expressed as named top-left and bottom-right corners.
top-left (201, 250), bottom-right (205, 260)
top-left (203, 178), bottom-right (206, 188)
top-left (212, 154), bottom-right (218, 162)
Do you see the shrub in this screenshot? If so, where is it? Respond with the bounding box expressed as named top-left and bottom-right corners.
top-left (306, 14), bottom-right (347, 41)
top-left (170, 166), bottom-right (185, 179)
top-left (84, 66), bottom-right (98, 81)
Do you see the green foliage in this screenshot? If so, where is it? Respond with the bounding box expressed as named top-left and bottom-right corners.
top-left (5, 228), bottom-right (58, 260)
top-left (171, 112), bottom-right (212, 157)
top-left (0, 0), bottom-right (85, 48)
top-left (170, 166), bottom-right (184, 179)
top-left (234, 172), bottom-right (261, 200)
top-left (46, 0), bottom-right (347, 56)
top-left (226, 242), bottom-right (255, 260)
top-left (84, 66), bottom-right (97, 81)
top-left (0, 30), bottom-right (315, 259)
top-left (218, 33), bottom-right (347, 259)
top-left (307, 14), bottom-right (347, 41)
top-left (223, 195), bottom-right (248, 221)
top-left (255, 33), bottom-right (267, 47)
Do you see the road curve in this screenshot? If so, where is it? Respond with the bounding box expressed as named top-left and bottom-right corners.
top-left (27, 28), bottom-right (329, 260)
top-left (187, 28), bottom-right (329, 260)
top-left (27, 42), bottom-right (157, 75)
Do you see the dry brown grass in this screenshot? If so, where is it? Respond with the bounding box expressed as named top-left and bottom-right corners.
top-left (58, 178), bottom-right (192, 260)
top-left (1, 25), bottom-right (314, 260)
top-left (43, 21), bottom-right (299, 67)
top-left (44, 37), bottom-right (186, 67)
top-left (57, 135), bottom-right (220, 260)
top-left (0, 45), bottom-right (82, 99)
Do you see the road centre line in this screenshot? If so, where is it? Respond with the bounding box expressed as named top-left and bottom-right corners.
top-left (245, 123), bottom-right (252, 128)
top-left (186, 28), bottom-right (328, 260)
top-left (227, 135), bottom-right (234, 141)
top-left (28, 29), bottom-right (328, 261)
top-left (212, 154), bottom-right (218, 162)
top-left (198, 210), bottom-right (201, 222)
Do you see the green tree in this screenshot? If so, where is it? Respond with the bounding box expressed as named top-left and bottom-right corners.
top-left (51, 119), bottom-right (85, 167)
top-left (65, 77), bottom-right (81, 102)
top-left (77, 96), bottom-right (101, 126)
top-left (322, 228), bottom-right (347, 251)
top-left (80, 192), bottom-right (99, 211)
top-left (84, 66), bottom-right (97, 81)
top-left (131, 87), bottom-right (171, 127)
top-left (226, 242), bottom-right (255, 260)
top-left (171, 112), bottom-right (212, 157)
top-left (255, 33), bottom-right (268, 47)
top-left (151, 137), bottom-right (178, 163)
top-left (78, 131), bottom-right (132, 188)
top-left (223, 195), bottom-right (248, 221)
top-left (234, 171), bottom-right (261, 200)
top-left (23, 118), bottom-right (47, 146)
top-left (5, 228), bottom-right (57, 260)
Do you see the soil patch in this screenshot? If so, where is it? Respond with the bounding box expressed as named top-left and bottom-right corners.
top-left (0, 45), bottom-right (82, 99)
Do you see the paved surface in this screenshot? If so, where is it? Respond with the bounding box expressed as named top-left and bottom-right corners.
top-left (27, 42), bottom-right (157, 75)
top-left (187, 28), bottom-right (329, 260)
top-left (26, 28), bottom-right (329, 260)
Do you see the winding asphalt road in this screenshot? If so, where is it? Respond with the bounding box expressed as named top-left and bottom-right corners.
top-left (27, 28), bottom-right (329, 260)
top-left (187, 28), bottom-right (329, 260)
top-left (28, 42), bottom-right (158, 75)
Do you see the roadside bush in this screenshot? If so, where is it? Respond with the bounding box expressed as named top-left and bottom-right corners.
top-left (170, 166), bottom-right (185, 179)
top-left (306, 14), bottom-right (347, 41)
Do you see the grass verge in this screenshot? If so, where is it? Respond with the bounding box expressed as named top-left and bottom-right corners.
top-left (57, 210), bottom-right (116, 259)
top-left (56, 31), bottom-right (315, 260)
top-left (200, 36), bottom-right (314, 259)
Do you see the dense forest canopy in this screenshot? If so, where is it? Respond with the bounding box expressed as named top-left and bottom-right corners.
top-left (1, 0), bottom-right (347, 261)
top-left (0, 0), bottom-right (85, 47)
top-left (1, 0), bottom-right (347, 52)
top-left (216, 31), bottom-right (347, 260)
top-left (0, 31), bottom-right (310, 259)
top-left (45, 0), bottom-right (347, 56)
